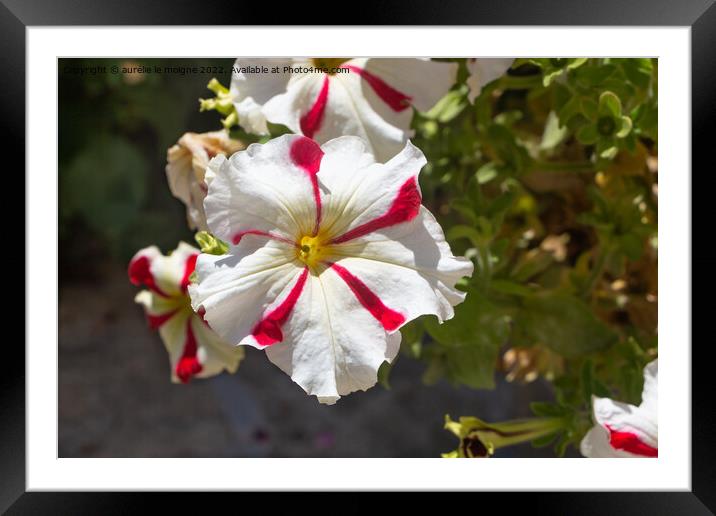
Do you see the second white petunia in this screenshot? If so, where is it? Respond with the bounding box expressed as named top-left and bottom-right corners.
top-left (231, 58), bottom-right (458, 161)
top-left (190, 134), bottom-right (473, 404)
top-left (580, 359), bottom-right (658, 458)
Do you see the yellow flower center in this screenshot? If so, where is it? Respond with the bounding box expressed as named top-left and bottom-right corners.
top-left (298, 235), bottom-right (328, 268)
top-left (311, 58), bottom-right (349, 73)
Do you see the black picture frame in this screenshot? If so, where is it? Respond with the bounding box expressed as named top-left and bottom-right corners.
top-left (6, 0), bottom-right (714, 511)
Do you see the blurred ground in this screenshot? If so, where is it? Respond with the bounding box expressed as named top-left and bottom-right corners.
top-left (59, 265), bottom-right (560, 458)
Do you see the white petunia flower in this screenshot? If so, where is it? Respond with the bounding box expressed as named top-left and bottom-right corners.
top-left (190, 135), bottom-right (473, 404)
top-left (129, 242), bottom-right (243, 383)
top-left (580, 359), bottom-right (658, 458)
top-left (166, 131), bottom-right (244, 230)
top-left (465, 58), bottom-right (514, 102)
top-left (231, 58), bottom-right (458, 161)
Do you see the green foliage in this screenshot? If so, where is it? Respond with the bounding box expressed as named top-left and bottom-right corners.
top-left (423, 289), bottom-right (509, 389)
top-left (407, 58), bottom-right (658, 456)
top-left (512, 292), bottom-right (617, 358)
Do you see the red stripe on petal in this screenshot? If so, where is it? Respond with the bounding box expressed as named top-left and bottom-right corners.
top-left (606, 425), bottom-right (658, 457)
top-left (232, 230), bottom-right (297, 247)
top-left (180, 254), bottom-right (198, 293)
top-left (175, 319), bottom-right (203, 383)
top-left (343, 65), bottom-right (412, 112)
top-left (128, 255), bottom-right (170, 298)
top-left (331, 177), bottom-right (421, 244)
top-left (290, 137), bottom-right (325, 236)
top-left (197, 306), bottom-right (210, 327)
top-left (252, 267), bottom-right (309, 346)
top-left (300, 76), bottom-right (330, 139)
top-left (146, 310), bottom-right (178, 330)
top-left (329, 262), bottom-right (405, 331)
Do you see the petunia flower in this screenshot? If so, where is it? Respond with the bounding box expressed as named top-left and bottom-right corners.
top-left (129, 242), bottom-right (243, 383)
top-left (580, 359), bottom-right (658, 458)
top-left (465, 58), bottom-right (514, 102)
top-left (166, 131), bottom-right (244, 230)
top-left (189, 134), bottom-right (473, 404)
top-left (230, 58), bottom-right (458, 161)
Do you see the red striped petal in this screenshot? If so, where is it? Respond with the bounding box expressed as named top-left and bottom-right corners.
top-left (343, 64), bottom-right (412, 112)
top-left (175, 319), bottom-right (203, 383)
top-left (329, 262), bottom-right (405, 331)
top-left (146, 310), bottom-right (178, 330)
top-left (251, 267), bottom-right (310, 346)
top-left (290, 137), bottom-right (325, 236)
top-left (331, 177), bottom-right (421, 244)
top-left (128, 255), bottom-right (171, 298)
top-left (300, 76), bottom-right (330, 139)
top-left (606, 425), bottom-right (658, 457)
top-left (180, 254), bottom-right (198, 293)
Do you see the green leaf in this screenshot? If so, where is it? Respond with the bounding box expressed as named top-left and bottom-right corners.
top-left (575, 64), bottom-right (617, 88)
top-left (616, 116), bottom-right (633, 138)
top-left (619, 58), bottom-right (653, 91)
top-left (513, 292), bottom-right (618, 358)
top-left (599, 145), bottom-right (619, 160)
top-left (576, 124), bottom-right (599, 145)
top-left (580, 98), bottom-right (599, 120)
top-left (530, 401), bottom-right (570, 418)
top-left (423, 289), bottom-right (509, 389)
top-left (489, 279), bottom-right (533, 297)
top-left (424, 88), bottom-right (468, 123)
top-left (447, 225), bottom-right (484, 247)
top-left (377, 361), bottom-right (393, 390)
top-left (476, 162), bottom-right (499, 184)
top-left (598, 91), bottom-right (622, 117)
top-left (531, 431), bottom-right (559, 448)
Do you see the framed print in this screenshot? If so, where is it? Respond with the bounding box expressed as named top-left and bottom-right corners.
top-left (6, 0), bottom-right (715, 511)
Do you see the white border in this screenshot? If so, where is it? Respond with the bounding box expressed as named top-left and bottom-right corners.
top-left (28, 27), bottom-right (690, 490)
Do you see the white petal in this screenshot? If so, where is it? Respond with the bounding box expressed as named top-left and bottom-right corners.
top-left (155, 308), bottom-right (192, 381)
top-left (359, 58), bottom-right (458, 113)
top-left (231, 58), bottom-right (295, 135)
top-left (329, 207), bottom-right (473, 325)
top-left (261, 73), bottom-right (327, 136)
top-left (318, 139), bottom-right (427, 242)
top-left (203, 134), bottom-right (325, 244)
top-left (129, 242), bottom-right (198, 297)
top-left (639, 359), bottom-right (658, 415)
top-left (190, 314), bottom-right (244, 378)
top-left (134, 289), bottom-right (183, 318)
top-left (326, 70), bottom-right (407, 161)
top-left (592, 396), bottom-right (658, 450)
top-left (335, 58), bottom-right (457, 160)
top-left (189, 237), bottom-right (302, 349)
top-left (264, 267), bottom-right (401, 404)
top-left (466, 58), bottom-right (514, 102)
top-left (259, 59), bottom-right (456, 161)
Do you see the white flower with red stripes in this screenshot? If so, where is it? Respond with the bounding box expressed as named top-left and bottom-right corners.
top-left (580, 359), bottom-right (658, 458)
top-left (189, 134), bottom-right (473, 404)
top-left (231, 58), bottom-right (458, 161)
top-left (129, 242), bottom-right (243, 383)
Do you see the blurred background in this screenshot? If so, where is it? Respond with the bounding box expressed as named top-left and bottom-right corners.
top-left (57, 57), bottom-right (614, 458)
